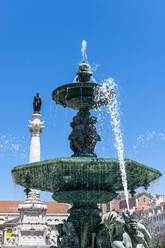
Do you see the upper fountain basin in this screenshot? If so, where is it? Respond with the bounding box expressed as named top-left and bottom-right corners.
top-left (52, 82), bottom-right (114, 110)
top-left (12, 157), bottom-right (162, 204)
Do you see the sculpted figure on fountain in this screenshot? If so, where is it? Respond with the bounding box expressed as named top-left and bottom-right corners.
top-left (96, 225), bottom-right (111, 248)
top-left (104, 210), bottom-right (152, 248)
top-left (56, 221), bottom-right (79, 248)
top-left (69, 109), bottom-right (101, 157)
top-left (122, 210), bottom-right (151, 248)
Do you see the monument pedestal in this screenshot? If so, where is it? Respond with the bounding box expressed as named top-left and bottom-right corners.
top-left (17, 190), bottom-right (48, 246)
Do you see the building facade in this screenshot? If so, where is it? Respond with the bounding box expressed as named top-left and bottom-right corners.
top-left (0, 201), bottom-right (69, 246)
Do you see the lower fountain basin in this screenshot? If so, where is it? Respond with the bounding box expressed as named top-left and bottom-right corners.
top-left (52, 82), bottom-right (113, 110)
top-left (52, 190), bottom-right (118, 205)
top-left (12, 157), bottom-right (162, 204)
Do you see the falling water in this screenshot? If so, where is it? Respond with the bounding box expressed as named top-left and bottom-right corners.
top-left (81, 40), bottom-right (88, 61)
top-left (73, 76), bottom-right (78, 83)
top-left (91, 76), bottom-right (97, 83)
top-left (95, 78), bottom-right (129, 210)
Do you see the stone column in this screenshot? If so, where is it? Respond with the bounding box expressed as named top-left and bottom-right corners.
top-left (29, 113), bottom-right (44, 163)
top-left (28, 112), bottom-right (44, 200)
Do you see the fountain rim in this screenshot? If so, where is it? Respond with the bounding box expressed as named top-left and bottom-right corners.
top-left (12, 157), bottom-right (162, 200)
top-left (12, 157), bottom-right (162, 177)
top-left (52, 82), bottom-right (100, 100)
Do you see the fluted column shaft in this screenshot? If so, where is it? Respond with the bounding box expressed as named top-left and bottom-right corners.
top-left (28, 113), bottom-right (44, 201)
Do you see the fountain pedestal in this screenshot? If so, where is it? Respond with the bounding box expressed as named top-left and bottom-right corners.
top-left (67, 204), bottom-right (102, 247)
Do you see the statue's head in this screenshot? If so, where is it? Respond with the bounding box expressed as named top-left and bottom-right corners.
top-left (123, 209), bottom-right (135, 223)
top-left (104, 211), bottom-right (124, 229)
top-left (36, 93), bottom-right (39, 97)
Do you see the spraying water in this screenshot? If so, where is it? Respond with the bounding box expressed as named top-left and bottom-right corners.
top-left (81, 40), bottom-right (88, 61)
top-left (95, 78), bottom-right (130, 209)
top-left (80, 40), bottom-right (129, 208)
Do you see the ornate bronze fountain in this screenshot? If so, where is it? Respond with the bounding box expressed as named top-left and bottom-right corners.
top-left (12, 59), bottom-right (162, 247)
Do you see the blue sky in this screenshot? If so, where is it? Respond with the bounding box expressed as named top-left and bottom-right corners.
top-left (0, 0), bottom-right (165, 201)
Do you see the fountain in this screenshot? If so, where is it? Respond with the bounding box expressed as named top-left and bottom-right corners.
top-left (12, 44), bottom-right (162, 247)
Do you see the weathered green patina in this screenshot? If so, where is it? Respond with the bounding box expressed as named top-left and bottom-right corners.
top-left (12, 157), bottom-right (161, 247)
top-left (12, 157), bottom-right (161, 205)
top-left (52, 82), bottom-right (113, 110)
top-left (52, 60), bottom-right (113, 111)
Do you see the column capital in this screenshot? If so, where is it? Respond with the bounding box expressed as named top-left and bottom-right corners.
top-left (28, 113), bottom-right (44, 136)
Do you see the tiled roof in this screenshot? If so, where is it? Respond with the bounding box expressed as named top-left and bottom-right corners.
top-left (43, 201), bottom-right (69, 213)
top-left (135, 204), bottom-right (150, 211)
top-left (0, 201), bottom-right (69, 214)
